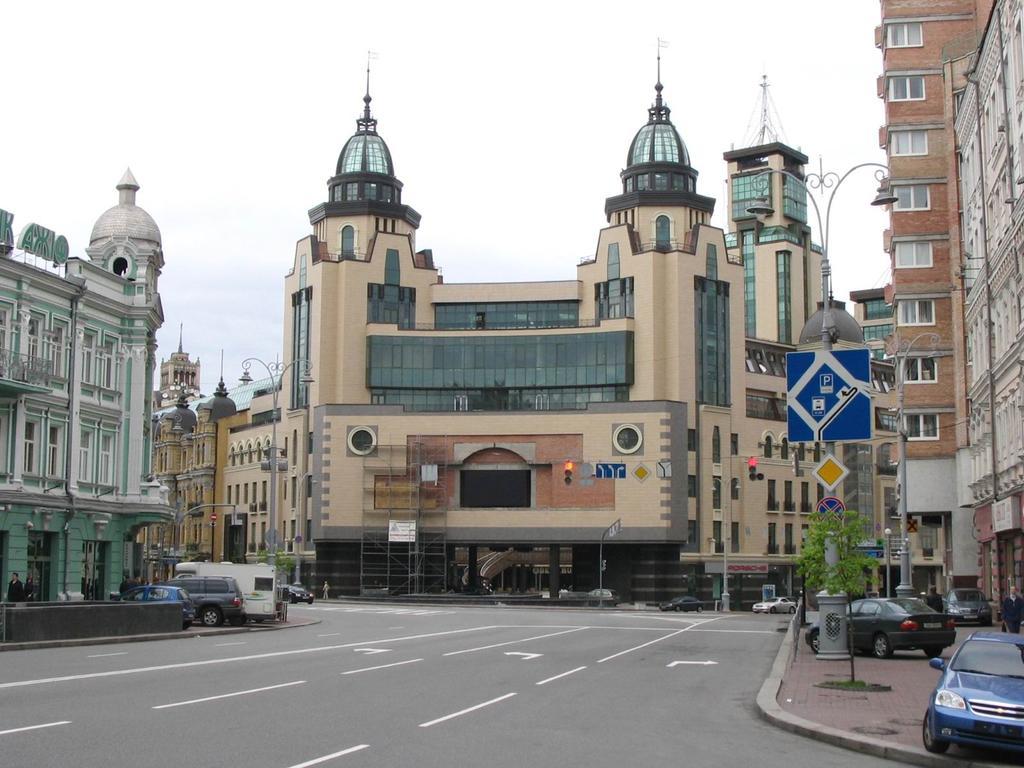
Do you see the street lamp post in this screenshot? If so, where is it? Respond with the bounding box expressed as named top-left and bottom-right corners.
top-left (884, 526), bottom-right (893, 598)
top-left (892, 332), bottom-right (940, 598)
top-left (745, 161), bottom-right (896, 352)
top-left (240, 357), bottom-right (313, 570)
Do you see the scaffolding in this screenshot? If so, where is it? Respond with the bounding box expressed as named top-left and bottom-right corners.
top-left (360, 439), bottom-right (448, 594)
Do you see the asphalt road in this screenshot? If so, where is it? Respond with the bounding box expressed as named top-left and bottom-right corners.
top-left (0, 603), bottom-right (912, 768)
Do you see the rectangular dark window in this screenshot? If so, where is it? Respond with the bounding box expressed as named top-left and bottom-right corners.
top-left (767, 480), bottom-right (778, 511)
top-left (367, 283), bottom-right (416, 329)
top-left (742, 230), bottom-right (756, 337)
top-left (688, 429), bottom-right (697, 451)
top-left (776, 250), bottom-right (791, 344)
top-left (694, 276), bottom-right (730, 407)
top-left (290, 286), bottom-right (312, 408)
top-left (688, 475), bottom-right (697, 497)
top-left (730, 433), bottom-right (739, 455)
top-left (784, 480), bottom-right (793, 512)
top-left (460, 470), bottom-right (531, 508)
top-left (596, 277), bottom-right (635, 320)
top-left (768, 522), bottom-right (778, 554)
top-left (731, 521), bottom-right (740, 553)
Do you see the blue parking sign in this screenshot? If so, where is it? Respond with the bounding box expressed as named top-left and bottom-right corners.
top-left (786, 349), bottom-right (873, 442)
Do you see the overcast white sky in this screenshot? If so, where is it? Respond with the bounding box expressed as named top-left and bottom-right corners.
top-left (3, 0), bottom-right (898, 395)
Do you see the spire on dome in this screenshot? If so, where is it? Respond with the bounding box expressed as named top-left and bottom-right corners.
top-left (649, 38), bottom-right (671, 123)
top-left (117, 167), bottom-right (139, 206)
top-left (358, 50), bottom-right (379, 133)
top-left (177, 323), bottom-right (183, 354)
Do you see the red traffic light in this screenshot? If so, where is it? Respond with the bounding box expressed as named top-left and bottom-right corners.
top-left (748, 457), bottom-right (764, 481)
top-left (747, 457), bottom-right (758, 470)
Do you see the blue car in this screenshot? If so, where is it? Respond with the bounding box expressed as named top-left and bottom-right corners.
top-left (923, 631), bottom-right (1024, 756)
top-left (121, 584), bottom-right (196, 630)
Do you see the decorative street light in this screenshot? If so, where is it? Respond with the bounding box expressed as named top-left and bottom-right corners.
top-left (240, 357), bottom-right (314, 569)
top-left (745, 160), bottom-right (897, 351)
top-left (890, 332), bottom-right (940, 598)
top-left (884, 526), bottom-right (893, 598)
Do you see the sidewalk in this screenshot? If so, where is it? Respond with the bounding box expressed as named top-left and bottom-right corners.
top-left (758, 620), bottom-right (1011, 767)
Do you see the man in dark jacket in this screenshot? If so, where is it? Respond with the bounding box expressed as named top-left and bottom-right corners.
top-left (926, 587), bottom-right (944, 612)
top-left (1003, 585), bottom-right (1024, 633)
top-left (6, 572), bottom-right (26, 602)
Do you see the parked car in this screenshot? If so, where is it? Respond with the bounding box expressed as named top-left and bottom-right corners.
top-left (753, 597), bottom-right (797, 614)
top-left (168, 576), bottom-right (245, 627)
top-left (282, 584), bottom-right (315, 604)
top-left (923, 631), bottom-right (1024, 755)
top-left (659, 595), bottom-right (704, 612)
top-left (587, 588), bottom-right (619, 605)
top-left (943, 589), bottom-right (993, 626)
top-left (121, 584), bottom-right (195, 630)
top-left (805, 597), bottom-right (956, 658)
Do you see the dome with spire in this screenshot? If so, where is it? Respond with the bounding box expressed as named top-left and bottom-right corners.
top-left (197, 377), bottom-right (238, 422)
top-left (336, 90), bottom-right (395, 177)
top-left (89, 169), bottom-right (162, 246)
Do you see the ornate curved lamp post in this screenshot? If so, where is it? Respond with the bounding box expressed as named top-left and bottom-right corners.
top-left (745, 161), bottom-right (897, 351)
top-left (240, 357), bottom-right (313, 569)
top-left (891, 332), bottom-right (941, 598)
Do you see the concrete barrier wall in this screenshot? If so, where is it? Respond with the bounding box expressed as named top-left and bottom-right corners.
top-left (1, 601), bottom-right (181, 643)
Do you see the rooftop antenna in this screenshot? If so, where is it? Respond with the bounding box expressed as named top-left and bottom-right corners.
top-left (742, 74), bottom-right (787, 147)
top-left (177, 323), bottom-right (183, 354)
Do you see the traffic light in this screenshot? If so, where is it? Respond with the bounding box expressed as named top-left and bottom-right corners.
top-left (564, 460), bottom-right (574, 485)
top-left (748, 457), bottom-right (764, 481)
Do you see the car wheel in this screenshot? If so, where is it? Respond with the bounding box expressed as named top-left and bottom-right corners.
top-left (789, 606), bottom-right (796, 614)
top-left (809, 629), bottom-right (820, 654)
top-left (922, 710), bottom-right (950, 754)
top-left (200, 606), bottom-right (223, 627)
top-left (675, 605), bottom-right (682, 612)
top-left (769, 606), bottom-right (776, 614)
top-left (696, 606), bottom-right (703, 613)
top-left (923, 646), bottom-right (944, 659)
top-left (872, 633), bottom-right (893, 659)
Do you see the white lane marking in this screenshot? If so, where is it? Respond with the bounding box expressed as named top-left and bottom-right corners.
top-left (0, 721), bottom-right (71, 736)
top-left (286, 744), bottom-right (370, 768)
top-left (87, 652), bottom-right (127, 658)
top-left (342, 658), bottom-right (423, 675)
top-left (214, 642), bottom-right (247, 647)
top-left (597, 616), bottom-right (728, 664)
top-left (318, 633), bottom-right (341, 638)
top-left (688, 629), bottom-right (777, 634)
top-left (353, 648), bottom-right (390, 655)
top-left (444, 627), bottom-right (586, 656)
top-left (667, 660), bottom-right (718, 667)
top-left (152, 680), bottom-right (306, 709)
top-left (536, 666), bottom-right (587, 686)
top-left (504, 652), bottom-right (542, 660)
top-left (388, 627), bottom-right (404, 629)
top-left (419, 693), bottom-right (517, 728)
top-left (0, 625), bottom-right (501, 690)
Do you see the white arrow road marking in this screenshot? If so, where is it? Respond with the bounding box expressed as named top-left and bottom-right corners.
top-left (504, 652), bottom-right (542, 660)
top-left (353, 648), bottom-right (391, 655)
top-left (666, 661), bottom-right (718, 667)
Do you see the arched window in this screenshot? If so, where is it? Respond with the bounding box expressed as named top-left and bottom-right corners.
top-left (797, 442), bottom-right (806, 462)
top-left (607, 242), bottom-right (620, 280)
top-left (712, 426), bottom-right (721, 463)
top-left (706, 243), bottom-right (718, 280)
top-left (384, 249), bottom-right (400, 285)
top-left (341, 226), bottom-right (355, 257)
top-left (655, 216), bottom-right (671, 251)
top-left (780, 438), bottom-right (789, 460)
top-left (763, 435), bottom-right (773, 458)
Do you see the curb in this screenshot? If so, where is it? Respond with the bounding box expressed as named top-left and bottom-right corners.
top-left (755, 618), bottom-right (1004, 768)
top-left (0, 617), bottom-right (321, 652)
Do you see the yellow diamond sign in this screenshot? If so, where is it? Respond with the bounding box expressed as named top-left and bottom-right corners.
top-left (813, 453), bottom-right (849, 492)
top-left (633, 464), bottom-right (650, 482)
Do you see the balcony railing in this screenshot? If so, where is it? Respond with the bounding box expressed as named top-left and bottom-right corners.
top-left (0, 348), bottom-right (54, 386)
top-left (713, 542), bottom-right (724, 554)
top-left (783, 501), bottom-right (795, 512)
top-left (768, 499), bottom-right (779, 511)
top-left (767, 544), bottom-right (780, 555)
top-left (784, 544), bottom-right (797, 555)
top-left (800, 502), bottom-right (811, 514)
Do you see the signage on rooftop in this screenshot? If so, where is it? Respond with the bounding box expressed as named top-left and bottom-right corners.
top-left (17, 221), bottom-right (69, 265)
top-left (0, 209), bottom-right (13, 249)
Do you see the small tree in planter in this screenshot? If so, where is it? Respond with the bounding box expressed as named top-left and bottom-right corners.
top-left (274, 554), bottom-right (296, 581)
top-left (796, 509), bottom-right (877, 684)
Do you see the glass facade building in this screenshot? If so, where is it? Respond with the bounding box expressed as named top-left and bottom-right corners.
top-left (435, 301), bottom-right (579, 330)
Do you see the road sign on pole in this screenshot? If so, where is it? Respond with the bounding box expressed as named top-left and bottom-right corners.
top-left (815, 496), bottom-right (846, 517)
top-left (786, 349), bottom-right (873, 442)
top-left (813, 454), bottom-right (850, 492)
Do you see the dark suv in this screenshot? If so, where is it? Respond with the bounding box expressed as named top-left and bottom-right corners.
top-left (167, 576), bottom-right (245, 627)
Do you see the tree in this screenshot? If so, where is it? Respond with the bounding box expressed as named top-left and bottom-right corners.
top-left (274, 554), bottom-right (296, 579)
top-left (796, 510), bottom-right (877, 682)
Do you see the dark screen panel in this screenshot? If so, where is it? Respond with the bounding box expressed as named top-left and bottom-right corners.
top-left (460, 470), bottom-right (531, 508)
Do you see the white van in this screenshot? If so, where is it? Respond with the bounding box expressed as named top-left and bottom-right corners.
top-left (174, 562), bottom-right (278, 621)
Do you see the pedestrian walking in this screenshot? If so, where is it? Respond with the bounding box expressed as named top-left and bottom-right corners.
top-left (322, 580), bottom-right (330, 600)
top-left (925, 586), bottom-right (943, 613)
top-left (6, 572), bottom-right (26, 602)
top-left (23, 575), bottom-right (35, 602)
top-left (1002, 585), bottom-right (1024, 633)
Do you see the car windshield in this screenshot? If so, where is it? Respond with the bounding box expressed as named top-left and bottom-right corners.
top-left (885, 598), bottom-right (933, 614)
top-left (953, 590), bottom-right (985, 602)
top-left (952, 640), bottom-right (1024, 678)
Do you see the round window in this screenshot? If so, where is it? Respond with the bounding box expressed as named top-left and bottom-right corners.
top-left (613, 424), bottom-right (642, 454)
top-left (348, 427), bottom-right (376, 455)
